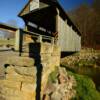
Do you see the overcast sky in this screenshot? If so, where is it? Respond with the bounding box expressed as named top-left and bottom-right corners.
top-left (0, 0), bottom-right (93, 28)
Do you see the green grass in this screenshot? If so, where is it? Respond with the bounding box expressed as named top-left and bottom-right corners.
top-left (48, 66), bottom-right (59, 84)
top-left (0, 39), bottom-right (15, 46)
top-left (47, 65), bottom-right (100, 100)
top-left (74, 59), bottom-right (96, 68)
top-left (68, 71), bottom-right (100, 100)
top-left (61, 55), bottom-right (100, 90)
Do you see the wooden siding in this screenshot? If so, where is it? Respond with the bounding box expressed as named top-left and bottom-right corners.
top-left (40, 2), bottom-right (49, 9)
top-left (20, 4), bottom-right (30, 16)
top-left (19, 1), bottom-right (81, 52)
top-left (20, 1), bottom-right (49, 16)
top-left (58, 16), bottom-right (81, 52)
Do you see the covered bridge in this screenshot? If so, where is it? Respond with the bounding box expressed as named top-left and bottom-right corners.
top-left (18, 0), bottom-right (81, 52)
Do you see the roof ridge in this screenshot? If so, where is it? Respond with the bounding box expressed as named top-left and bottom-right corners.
top-left (0, 22), bottom-right (18, 29)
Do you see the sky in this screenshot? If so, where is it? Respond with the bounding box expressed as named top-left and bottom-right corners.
top-left (0, 0), bottom-right (93, 28)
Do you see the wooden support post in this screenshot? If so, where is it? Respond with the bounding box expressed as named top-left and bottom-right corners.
top-left (25, 26), bottom-right (28, 31)
top-left (24, 21), bottom-right (28, 31)
top-left (55, 8), bottom-right (59, 33)
top-left (55, 8), bottom-right (59, 45)
top-left (15, 29), bottom-right (20, 51)
top-left (38, 35), bottom-right (42, 43)
top-left (15, 29), bottom-right (23, 52)
top-left (51, 37), bottom-right (54, 44)
top-left (70, 26), bottom-right (73, 51)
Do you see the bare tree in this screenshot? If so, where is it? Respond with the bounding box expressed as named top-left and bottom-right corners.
top-left (6, 19), bottom-right (18, 28)
top-left (68, 3), bottom-right (100, 49)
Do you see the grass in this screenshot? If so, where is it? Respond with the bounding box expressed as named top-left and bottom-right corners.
top-left (0, 39), bottom-right (15, 46)
top-left (61, 55), bottom-right (100, 91)
top-left (47, 66), bottom-right (100, 100)
top-left (48, 66), bottom-right (59, 84)
top-left (68, 71), bottom-right (100, 100)
top-left (74, 59), bottom-right (96, 68)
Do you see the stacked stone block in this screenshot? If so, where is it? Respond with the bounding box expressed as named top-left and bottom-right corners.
top-left (0, 42), bottom-right (60, 100)
top-left (0, 56), bottom-right (36, 100)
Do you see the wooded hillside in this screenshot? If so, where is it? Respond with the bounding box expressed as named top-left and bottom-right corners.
top-left (68, 0), bottom-right (100, 49)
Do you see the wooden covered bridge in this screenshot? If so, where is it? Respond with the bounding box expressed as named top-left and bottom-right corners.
top-left (0, 0), bottom-right (81, 52)
top-left (18, 0), bottom-right (81, 52)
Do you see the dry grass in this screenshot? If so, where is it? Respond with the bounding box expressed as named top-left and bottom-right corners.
top-left (0, 39), bottom-right (15, 46)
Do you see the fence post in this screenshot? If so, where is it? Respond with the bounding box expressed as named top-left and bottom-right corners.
top-left (51, 37), bottom-right (54, 44)
top-left (15, 29), bottom-right (23, 52)
top-left (38, 35), bottom-right (42, 43)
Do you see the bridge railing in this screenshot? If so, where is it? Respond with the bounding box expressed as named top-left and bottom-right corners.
top-left (15, 29), bottom-right (54, 52)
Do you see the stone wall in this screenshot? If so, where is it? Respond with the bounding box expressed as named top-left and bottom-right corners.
top-left (43, 67), bottom-right (76, 100)
top-left (0, 42), bottom-right (60, 100)
top-left (61, 49), bottom-right (100, 68)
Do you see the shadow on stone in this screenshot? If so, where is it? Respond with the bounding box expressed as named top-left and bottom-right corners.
top-left (0, 97), bottom-right (5, 100)
top-left (29, 43), bottom-right (43, 100)
top-left (61, 52), bottom-right (76, 58)
top-left (4, 64), bottom-right (10, 68)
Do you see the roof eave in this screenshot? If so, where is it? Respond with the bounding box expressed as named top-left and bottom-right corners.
top-left (18, 0), bottom-right (81, 35)
top-left (0, 22), bottom-right (18, 31)
top-left (18, 0), bottom-right (30, 17)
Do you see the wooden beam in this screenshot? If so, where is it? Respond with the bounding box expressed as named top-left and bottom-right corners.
top-left (15, 29), bottom-right (23, 52)
top-left (38, 35), bottom-right (42, 43)
top-left (55, 8), bottom-right (59, 45)
top-left (55, 8), bottom-right (59, 32)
